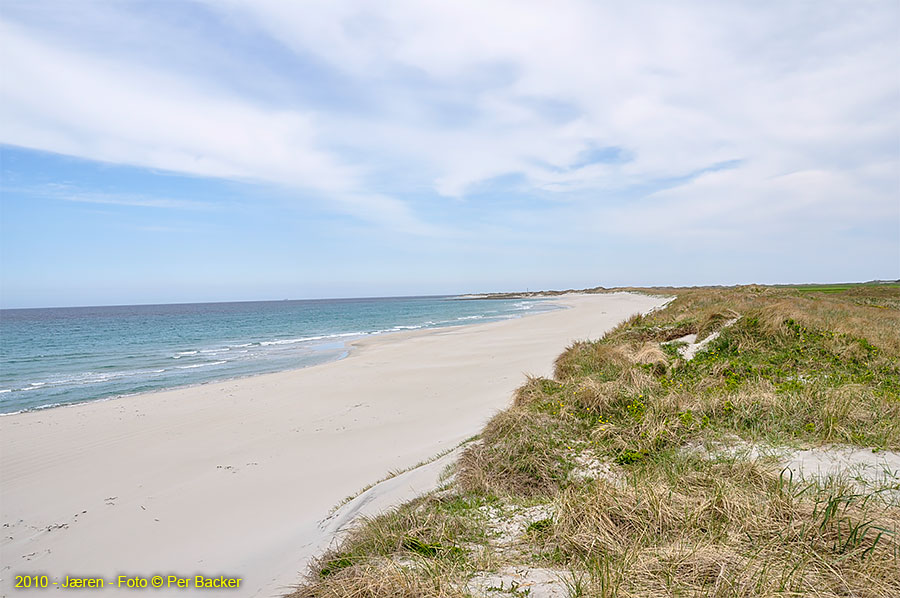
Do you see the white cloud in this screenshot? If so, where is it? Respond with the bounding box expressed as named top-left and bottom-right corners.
top-left (0, 22), bottom-right (349, 187)
top-left (1, 1), bottom-right (897, 245)
top-left (0, 18), bottom-right (436, 234)
top-left (60, 194), bottom-right (212, 210)
top-left (214, 1), bottom-right (897, 217)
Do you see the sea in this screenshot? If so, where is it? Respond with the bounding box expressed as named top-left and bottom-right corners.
top-left (0, 295), bottom-right (557, 415)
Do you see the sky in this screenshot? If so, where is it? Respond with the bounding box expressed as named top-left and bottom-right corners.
top-left (0, 1), bottom-right (898, 308)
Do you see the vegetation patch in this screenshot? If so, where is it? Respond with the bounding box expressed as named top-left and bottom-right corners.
top-left (291, 285), bottom-right (900, 597)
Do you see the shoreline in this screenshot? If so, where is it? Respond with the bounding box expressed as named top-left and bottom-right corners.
top-left (0, 292), bottom-right (668, 597)
top-left (0, 295), bottom-right (573, 422)
top-left (0, 299), bottom-right (561, 418)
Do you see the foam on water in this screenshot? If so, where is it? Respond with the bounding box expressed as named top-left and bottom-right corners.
top-left (0, 295), bottom-right (559, 414)
top-left (176, 361), bottom-right (227, 369)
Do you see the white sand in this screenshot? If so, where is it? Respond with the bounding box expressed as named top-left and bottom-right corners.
top-left (0, 292), bottom-right (667, 597)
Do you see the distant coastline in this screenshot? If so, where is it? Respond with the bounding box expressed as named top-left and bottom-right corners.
top-left (457, 279), bottom-right (900, 300)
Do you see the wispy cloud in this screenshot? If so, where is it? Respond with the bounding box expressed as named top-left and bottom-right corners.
top-left (58, 193), bottom-right (214, 210)
top-left (0, 182), bottom-right (217, 210)
top-left (1, 0), bottom-right (897, 248)
top-left (0, 16), bottom-right (438, 235)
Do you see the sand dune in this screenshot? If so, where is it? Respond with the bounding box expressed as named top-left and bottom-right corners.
top-left (0, 292), bottom-right (667, 597)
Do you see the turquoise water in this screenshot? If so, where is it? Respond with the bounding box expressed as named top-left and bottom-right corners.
top-left (0, 296), bottom-right (556, 414)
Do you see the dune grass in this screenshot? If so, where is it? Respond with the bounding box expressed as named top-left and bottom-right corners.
top-left (290, 285), bottom-right (900, 597)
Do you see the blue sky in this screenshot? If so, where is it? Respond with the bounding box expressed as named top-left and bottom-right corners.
top-left (1, 1), bottom-right (898, 308)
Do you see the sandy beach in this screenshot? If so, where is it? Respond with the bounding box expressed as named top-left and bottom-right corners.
top-left (0, 293), bottom-right (667, 597)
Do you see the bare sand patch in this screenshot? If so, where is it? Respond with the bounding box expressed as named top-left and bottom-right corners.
top-left (0, 292), bottom-right (667, 597)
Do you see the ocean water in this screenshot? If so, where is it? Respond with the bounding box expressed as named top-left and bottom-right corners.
top-left (0, 296), bottom-right (556, 414)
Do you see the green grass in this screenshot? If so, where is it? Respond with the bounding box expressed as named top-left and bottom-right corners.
top-left (291, 285), bottom-right (900, 598)
top-left (796, 286), bottom-right (858, 293)
top-left (789, 283), bottom-right (900, 294)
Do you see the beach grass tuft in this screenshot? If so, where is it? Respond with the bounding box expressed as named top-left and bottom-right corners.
top-left (290, 284), bottom-right (900, 597)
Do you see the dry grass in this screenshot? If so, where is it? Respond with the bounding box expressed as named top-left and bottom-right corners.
top-left (457, 409), bottom-right (580, 497)
top-left (294, 558), bottom-right (468, 598)
top-left (289, 493), bottom-right (495, 598)
top-left (292, 284), bottom-right (900, 598)
top-left (616, 285), bottom-right (900, 356)
top-left (543, 455), bottom-right (900, 596)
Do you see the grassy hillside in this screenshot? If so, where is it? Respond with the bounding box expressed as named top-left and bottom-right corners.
top-left (292, 285), bottom-right (900, 597)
